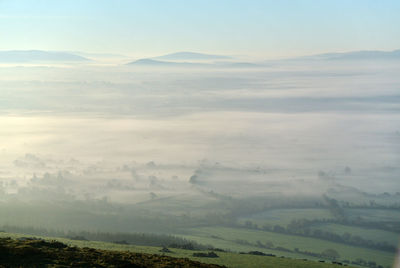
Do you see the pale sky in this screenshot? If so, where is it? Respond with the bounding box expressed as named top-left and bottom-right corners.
top-left (0, 0), bottom-right (399, 59)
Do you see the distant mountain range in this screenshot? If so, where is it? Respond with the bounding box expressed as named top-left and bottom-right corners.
top-left (2, 49), bottom-right (399, 65)
top-left (0, 50), bottom-right (90, 63)
top-left (128, 58), bottom-right (200, 66)
top-left (299, 49), bottom-right (400, 61)
top-left (127, 52), bottom-right (261, 68)
top-left (127, 58), bottom-right (260, 68)
top-left (129, 49), bottom-right (400, 68)
top-left (153, 51), bottom-right (231, 61)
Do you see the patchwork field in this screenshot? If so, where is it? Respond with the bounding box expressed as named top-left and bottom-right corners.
top-left (177, 226), bottom-right (396, 267)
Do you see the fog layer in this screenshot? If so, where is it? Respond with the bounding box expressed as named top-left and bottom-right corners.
top-left (0, 60), bottom-right (399, 230)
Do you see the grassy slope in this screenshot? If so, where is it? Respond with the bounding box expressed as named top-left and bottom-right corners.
top-left (0, 232), bottom-right (339, 268)
top-left (177, 226), bottom-right (396, 267)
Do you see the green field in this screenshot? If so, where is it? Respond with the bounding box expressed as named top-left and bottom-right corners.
top-left (177, 226), bottom-right (396, 267)
top-left (1, 202), bottom-right (398, 268)
top-left (0, 232), bottom-right (339, 268)
top-left (239, 208), bottom-right (335, 226)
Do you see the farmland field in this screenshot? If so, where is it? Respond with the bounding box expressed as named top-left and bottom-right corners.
top-left (177, 226), bottom-right (396, 267)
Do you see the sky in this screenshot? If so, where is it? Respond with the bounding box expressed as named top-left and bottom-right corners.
top-left (0, 0), bottom-right (399, 58)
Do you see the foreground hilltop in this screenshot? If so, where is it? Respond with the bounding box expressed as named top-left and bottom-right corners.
top-left (0, 237), bottom-right (224, 268)
top-left (0, 234), bottom-right (345, 268)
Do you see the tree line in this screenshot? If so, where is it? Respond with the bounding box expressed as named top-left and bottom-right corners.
top-left (242, 219), bottom-right (396, 253)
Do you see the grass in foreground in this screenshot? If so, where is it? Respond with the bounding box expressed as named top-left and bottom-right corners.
top-left (0, 232), bottom-right (341, 268)
top-left (0, 236), bottom-right (224, 268)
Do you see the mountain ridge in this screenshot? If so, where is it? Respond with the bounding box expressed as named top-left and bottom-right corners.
top-left (153, 51), bottom-right (231, 61)
top-left (0, 50), bottom-right (91, 63)
top-left (297, 49), bottom-right (400, 61)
